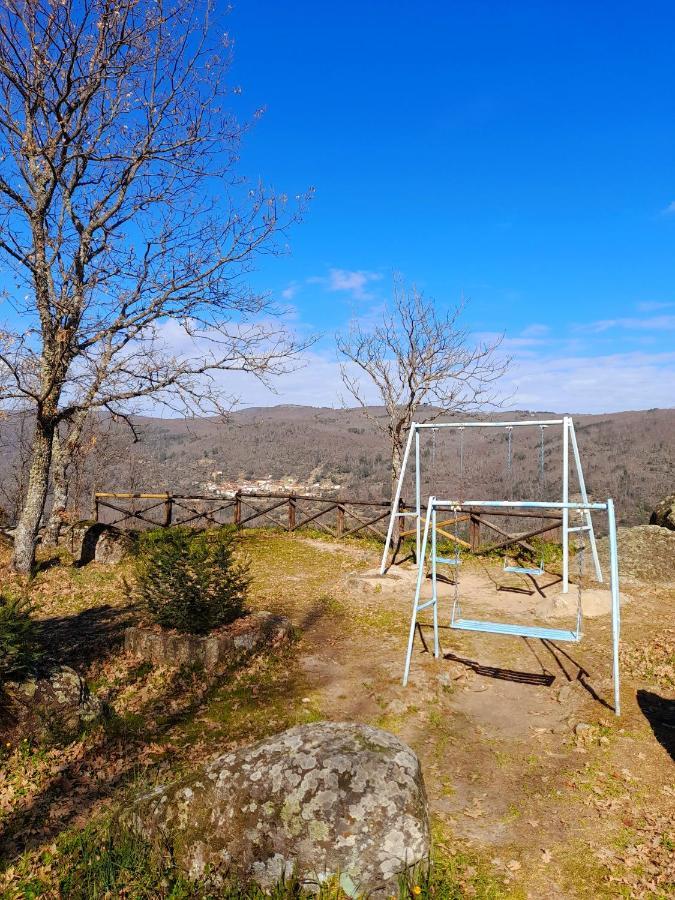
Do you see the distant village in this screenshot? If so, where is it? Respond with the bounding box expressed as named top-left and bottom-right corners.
top-left (202, 472), bottom-right (343, 497)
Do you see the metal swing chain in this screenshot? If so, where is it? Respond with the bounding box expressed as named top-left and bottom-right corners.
top-left (458, 426), bottom-right (465, 501)
top-left (506, 426), bottom-right (514, 500)
top-left (452, 504), bottom-right (461, 619)
top-left (539, 425), bottom-right (546, 498)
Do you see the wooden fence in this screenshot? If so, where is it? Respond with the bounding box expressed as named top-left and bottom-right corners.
top-left (94, 491), bottom-right (394, 541)
top-left (93, 490), bottom-right (563, 552)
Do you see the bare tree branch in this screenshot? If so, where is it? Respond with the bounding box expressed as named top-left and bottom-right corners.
top-left (337, 276), bottom-right (511, 520)
top-left (0, 0), bottom-right (313, 572)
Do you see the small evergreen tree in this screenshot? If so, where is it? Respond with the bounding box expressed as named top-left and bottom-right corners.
top-left (0, 596), bottom-right (41, 682)
top-left (136, 527), bottom-right (250, 634)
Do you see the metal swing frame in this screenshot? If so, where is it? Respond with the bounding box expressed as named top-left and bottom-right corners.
top-left (380, 416), bottom-right (603, 593)
top-left (404, 497), bottom-right (622, 715)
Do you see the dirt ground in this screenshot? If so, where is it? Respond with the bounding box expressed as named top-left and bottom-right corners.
top-left (252, 533), bottom-right (674, 899)
top-left (0, 530), bottom-right (673, 898)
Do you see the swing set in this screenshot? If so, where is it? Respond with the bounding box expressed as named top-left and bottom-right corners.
top-left (380, 417), bottom-right (622, 714)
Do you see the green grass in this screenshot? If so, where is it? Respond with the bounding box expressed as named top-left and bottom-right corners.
top-left (7, 818), bottom-right (515, 900)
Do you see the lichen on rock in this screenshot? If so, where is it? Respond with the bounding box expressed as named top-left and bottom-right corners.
top-left (124, 721), bottom-right (430, 895)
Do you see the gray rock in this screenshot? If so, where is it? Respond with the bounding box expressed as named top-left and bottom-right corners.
top-left (650, 494), bottom-right (675, 531)
top-left (94, 526), bottom-right (133, 564)
top-left (62, 521), bottom-right (133, 565)
top-left (124, 611), bottom-right (293, 670)
top-left (2, 665), bottom-right (102, 745)
top-left (125, 721), bottom-right (430, 895)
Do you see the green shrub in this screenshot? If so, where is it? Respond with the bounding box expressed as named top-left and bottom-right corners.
top-left (0, 594), bottom-right (41, 682)
top-left (136, 527), bottom-right (250, 634)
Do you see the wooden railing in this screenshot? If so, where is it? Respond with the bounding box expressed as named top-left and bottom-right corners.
top-left (93, 490), bottom-right (563, 551)
top-left (93, 491), bottom-right (396, 541)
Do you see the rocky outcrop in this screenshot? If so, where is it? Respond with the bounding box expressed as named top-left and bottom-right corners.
top-left (61, 521), bottom-right (133, 565)
top-left (1, 665), bottom-right (102, 745)
top-left (93, 526), bottom-right (134, 564)
top-left (124, 611), bottom-right (293, 671)
top-left (125, 722), bottom-right (429, 895)
top-left (650, 494), bottom-right (675, 531)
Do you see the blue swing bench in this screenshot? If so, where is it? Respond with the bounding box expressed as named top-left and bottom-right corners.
top-left (502, 557), bottom-right (546, 577)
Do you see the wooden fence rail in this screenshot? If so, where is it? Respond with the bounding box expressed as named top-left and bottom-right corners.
top-left (93, 491), bottom-right (396, 541)
top-left (94, 491), bottom-right (563, 551)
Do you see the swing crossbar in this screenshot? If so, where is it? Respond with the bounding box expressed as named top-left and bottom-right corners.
top-left (417, 598), bottom-right (436, 611)
top-left (451, 618), bottom-right (580, 642)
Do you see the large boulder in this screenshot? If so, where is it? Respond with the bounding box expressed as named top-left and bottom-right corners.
top-left (125, 722), bottom-right (429, 895)
top-left (650, 494), bottom-right (675, 531)
top-left (64, 521), bottom-right (133, 565)
top-left (93, 525), bottom-right (134, 564)
top-left (1, 665), bottom-right (102, 745)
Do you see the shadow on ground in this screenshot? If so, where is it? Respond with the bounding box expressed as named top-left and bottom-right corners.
top-left (36, 603), bottom-right (138, 672)
top-left (637, 689), bottom-right (675, 761)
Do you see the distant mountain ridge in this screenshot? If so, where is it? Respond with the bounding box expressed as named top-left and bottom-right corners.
top-left (99, 405), bottom-right (675, 528)
top-left (0, 405), bottom-right (672, 528)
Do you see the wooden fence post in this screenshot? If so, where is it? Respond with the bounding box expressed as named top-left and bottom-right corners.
top-left (336, 504), bottom-right (345, 538)
top-left (93, 491), bottom-right (99, 523)
top-left (470, 514), bottom-right (480, 553)
top-left (288, 495), bottom-right (297, 531)
top-left (163, 493), bottom-right (173, 527)
top-left (233, 491), bottom-right (242, 527)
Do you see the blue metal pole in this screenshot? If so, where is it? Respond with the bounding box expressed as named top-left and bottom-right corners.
top-left (607, 498), bottom-right (621, 716)
top-left (403, 499), bottom-right (434, 687)
top-left (415, 419), bottom-right (565, 429)
top-left (380, 424), bottom-right (416, 574)
top-left (415, 428), bottom-right (421, 570)
top-left (432, 505), bottom-right (439, 658)
top-left (569, 419), bottom-right (603, 583)
top-left (436, 500), bottom-right (609, 511)
top-left (562, 416), bottom-right (570, 594)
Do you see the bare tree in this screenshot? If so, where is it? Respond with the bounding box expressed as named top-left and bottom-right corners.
top-left (0, 0), bottom-right (312, 572)
top-left (42, 407), bottom-right (91, 545)
top-left (337, 278), bottom-right (509, 522)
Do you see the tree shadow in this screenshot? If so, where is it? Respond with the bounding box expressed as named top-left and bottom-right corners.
top-left (637, 690), bottom-right (675, 761)
top-left (36, 603), bottom-right (139, 673)
top-left (539, 639), bottom-right (614, 712)
top-left (0, 598), bottom-right (329, 864)
top-left (33, 555), bottom-right (63, 575)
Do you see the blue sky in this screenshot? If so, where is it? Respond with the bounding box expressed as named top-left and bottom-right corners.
top-left (222, 1), bottom-right (675, 412)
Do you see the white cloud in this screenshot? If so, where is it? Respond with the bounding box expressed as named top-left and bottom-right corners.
top-left (578, 314), bottom-right (675, 333)
top-left (131, 309), bottom-right (675, 416)
top-left (281, 282), bottom-right (299, 300)
top-left (636, 300), bottom-right (674, 312)
top-left (520, 323), bottom-right (550, 338)
top-left (213, 347), bottom-right (675, 414)
top-left (308, 268), bottom-right (383, 301)
top-left (662, 200), bottom-right (675, 216)
top-left (502, 350), bottom-right (675, 413)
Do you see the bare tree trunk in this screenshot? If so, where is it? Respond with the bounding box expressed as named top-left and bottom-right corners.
top-left (12, 416), bottom-right (55, 574)
top-left (43, 432), bottom-right (67, 547)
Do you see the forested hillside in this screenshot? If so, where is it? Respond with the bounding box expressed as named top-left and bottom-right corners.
top-left (2, 406), bottom-right (672, 528)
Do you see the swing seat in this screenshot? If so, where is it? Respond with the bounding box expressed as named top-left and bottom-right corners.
top-left (451, 618), bottom-right (581, 642)
top-left (434, 555), bottom-right (461, 566)
top-left (503, 558), bottom-right (545, 577)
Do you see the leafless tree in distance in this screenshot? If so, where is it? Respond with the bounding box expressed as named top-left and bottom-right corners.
top-left (0, 0), bottom-right (312, 572)
top-left (337, 277), bottom-right (510, 538)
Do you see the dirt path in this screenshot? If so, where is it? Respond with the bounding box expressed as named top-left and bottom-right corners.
top-left (286, 536), bottom-right (675, 899)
